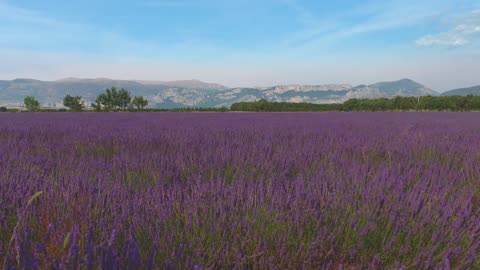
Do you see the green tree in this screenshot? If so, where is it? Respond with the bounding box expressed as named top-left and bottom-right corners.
top-left (63, 95), bottom-right (85, 111)
top-left (106, 87), bottom-right (118, 110)
top-left (91, 102), bottom-right (102, 112)
top-left (0, 107), bottom-right (7, 112)
top-left (92, 87), bottom-right (132, 111)
top-left (455, 96), bottom-right (470, 111)
top-left (132, 96), bottom-right (148, 110)
top-left (118, 88), bottom-right (132, 110)
top-left (24, 96), bottom-right (40, 111)
top-left (93, 93), bottom-right (111, 111)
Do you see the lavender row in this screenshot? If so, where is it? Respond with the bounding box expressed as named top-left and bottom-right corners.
top-left (0, 112), bottom-right (479, 269)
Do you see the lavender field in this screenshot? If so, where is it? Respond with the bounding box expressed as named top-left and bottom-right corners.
top-left (0, 112), bottom-right (479, 269)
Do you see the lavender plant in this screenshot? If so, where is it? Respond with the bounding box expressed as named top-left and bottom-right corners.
top-left (0, 112), bottom-right (478, 269)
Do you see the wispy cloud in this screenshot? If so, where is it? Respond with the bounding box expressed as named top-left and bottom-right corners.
top-left (280, 0), bottom-right (450, 49)
top-left (0, 1), bottom-right (235, 62)
top-left (281, 0), bottom-right (318, 26)
top-left (0, 2), bottom-right (170, 58)
top-left (0, 1), bottom-right (59, 25)
top-left (417, 10), bottom-right (480, 47)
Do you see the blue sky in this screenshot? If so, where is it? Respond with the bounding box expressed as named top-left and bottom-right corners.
top-left (1, 0), bottom-right (480, 91)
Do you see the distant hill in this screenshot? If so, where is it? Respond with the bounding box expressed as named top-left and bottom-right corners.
top-left (182, 79), bottom-right (438, 107)
top-left (0, 78), bottom-right (440, 108)
top-left (441, 85), bottom-right (480, 96)
top-left (135, 79), bottom-right (228, 90)
top-left (346, 79), bottom-right (437, 100)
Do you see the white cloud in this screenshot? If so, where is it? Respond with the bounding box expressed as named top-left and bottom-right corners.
top-left (416, 35), bottom-right (468, 47)
top-left (416, 10), bottom-right (480, 47)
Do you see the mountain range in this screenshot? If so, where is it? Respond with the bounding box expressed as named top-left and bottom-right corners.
top-left (0, 78), bottom-right (478, 108)
top-left (441, 85), bottom-right (480, 96)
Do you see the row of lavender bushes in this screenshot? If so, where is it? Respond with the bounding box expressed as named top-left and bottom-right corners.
top-left (0, 112), bottom-right (479, 269)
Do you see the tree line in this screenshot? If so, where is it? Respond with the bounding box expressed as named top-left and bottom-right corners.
top-left (8, 87), bottom-right (227, 112)
top-left (16, 87), bottom-right (149, 112)
top-left (230, 99), bottom-right (342, 112)
top-left (6, 93), bottom-right (480, 113)
top-left (91, 87), bottom-right (148, 111)
top-left (342, 95), bottom-right (480, 111)
top-left (230, 96), bottom-right (480, 112)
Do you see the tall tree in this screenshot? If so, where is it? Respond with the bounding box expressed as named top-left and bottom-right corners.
top-left (63, 95), bottom-right (85, 111)
top-left (118, 88), bottom-right (132, 110)
top-left (132, 96), bottom-right (148, 110)
top-left (24, 96), bottom-right (40, 111)
top-left (105, 87), bottom-right (118, 110)
top-left (94, 93), bottom-right (111, 111)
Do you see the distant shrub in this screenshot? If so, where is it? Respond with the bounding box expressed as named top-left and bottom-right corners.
top-left (0, 107), bottom-right (7, 112)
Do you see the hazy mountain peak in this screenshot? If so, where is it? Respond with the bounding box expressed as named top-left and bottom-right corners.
top-left (56, 77), bottom-right (228, 90)
top-left (57, 77), bottom-right (122, 83)
top-left (398, 78), bottom-right (418, 83)
top-left (442, 85), bottom-right (480, 96)
top-left (269, 84), bottom-right (353, 94)
top-left (12, 78), bottom-right (42, 83)
top-left (343, 78), bottom-right (438, 99)
top-left (136, 79), bottom-right (228, 90)
top-left (371, 78), bottom-right (423, 88)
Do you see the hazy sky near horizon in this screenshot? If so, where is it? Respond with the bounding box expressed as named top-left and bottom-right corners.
top-left (1, 0), bottom-right (480, 91)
